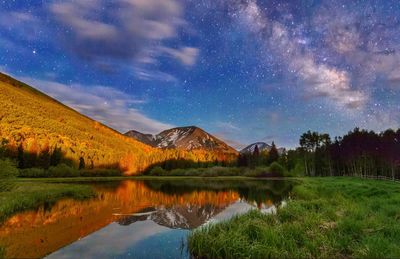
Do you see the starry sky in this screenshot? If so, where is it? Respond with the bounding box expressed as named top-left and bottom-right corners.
top-left (1, 0), bottom-right (400, 149)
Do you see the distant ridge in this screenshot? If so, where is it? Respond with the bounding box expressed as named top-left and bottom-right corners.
top-left (125, 129), bottom-right (155, 146)
top-left (125, 126), bottom-right (238, 155)
top-left (240, 142), bottom-right (272, 154)
top-left (240, 142), bottom-right (285, 155)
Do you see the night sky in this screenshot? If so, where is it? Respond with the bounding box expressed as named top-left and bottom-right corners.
top-left (1, 0), bottom-right (400, 149)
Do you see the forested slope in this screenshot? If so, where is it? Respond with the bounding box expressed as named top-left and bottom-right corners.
top-left (0, 73), bottom-right (236, 174)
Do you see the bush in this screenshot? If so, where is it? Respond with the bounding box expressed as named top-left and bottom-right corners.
top-left (268, 162), bottom-right (287, 177)
top-left (150, 166), bottom-right (167, 176)
top-left (243, 167), bottom-right (267, 177)
top-left (0, 159), bottom-right (18, 192)
top-left (0, 159), bottom-right (18, 179)
top-left (48, 163), bottom-right (79, 177)
top-left (80, 169), bottom-right (122, 177)
top-left (289, 162), bottom-right (305, 177)
top-left (169, 168), bottom-right (187, 176)
top-left (19, 168), bottom-right (47, 178)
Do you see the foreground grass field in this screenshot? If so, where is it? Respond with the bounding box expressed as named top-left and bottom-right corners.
top-left (0, 181), bottom-right (95, 223)
top-left (189, 177), bottom-right (400, 258)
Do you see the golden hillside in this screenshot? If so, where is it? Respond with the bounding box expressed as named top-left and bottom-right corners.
top-left (0, 73), bottom-right (237, 174)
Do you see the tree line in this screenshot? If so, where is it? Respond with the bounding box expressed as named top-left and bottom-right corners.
top-left (285, 128), bottom-right (400, 179)
top-left (237, 142), bottom-right (280, 168)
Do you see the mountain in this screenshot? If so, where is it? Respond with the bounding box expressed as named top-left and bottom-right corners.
top-left (0, 72), bottom-right (236, 174)
top-left (125, 129), bottom-right (155, 146)
top-left (240, 142), bottom-right (272, 154)
top-left (125, 126), bottom-right (238, 155)
top-left (117, 204), bottom-right (224, 229)
top-left (240, 142), bottom-right (285, 155)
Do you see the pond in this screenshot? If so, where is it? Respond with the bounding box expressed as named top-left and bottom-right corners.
top-left (0, 179), bottom-right (295, 258)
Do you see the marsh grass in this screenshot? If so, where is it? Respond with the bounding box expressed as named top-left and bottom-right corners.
top-left (189, 177), bottom-right (400, 258)
top-left (148, 163), bottom-right (290, 177)
top-left (0, 181), bottom-right (95, 223)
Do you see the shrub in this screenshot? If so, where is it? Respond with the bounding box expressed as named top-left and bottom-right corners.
top-left (150, 166), bottom-right (167, 176)
top-left (0, 159), bottom-right (18, 192)
top-left (80, 169), bottom-right (122, 177)
top-left (169, 168), bottom-right (186, 176)
top-left (289, 162), bottom-right (305, 177)
top-left (268, 162), bottom-right (287, 177)
top-left (0, 159), bottom-right (18, 179)
top-left (19, 168), bottom-right (47, 178)
top-left (48, 163), bottom-right (79, 177)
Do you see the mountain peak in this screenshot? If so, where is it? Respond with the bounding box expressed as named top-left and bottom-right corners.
top-left (240, 142), bottom-right (272, 154)
top-left (125, 126), bottom-right (237, 154)
top-left (240, 142), bottom-right (286, 155)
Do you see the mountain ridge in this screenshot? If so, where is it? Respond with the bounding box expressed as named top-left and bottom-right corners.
top-left (125, 126), bottom-right (238, 155)
top-left (240, 142), bottom-right (285, 155)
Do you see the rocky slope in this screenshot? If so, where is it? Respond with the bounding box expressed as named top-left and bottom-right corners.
top-left (125, 126), bottom-right (238, 155)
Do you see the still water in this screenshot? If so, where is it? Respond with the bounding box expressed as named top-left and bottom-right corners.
top-left (0, 179), bottom-right (294, 258)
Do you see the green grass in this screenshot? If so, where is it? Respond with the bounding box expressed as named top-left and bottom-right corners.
top-left (148, 163), bottom-right (290, 177)
top-left (188, 177), bottom-right (400, 259)
top-left (0, 180), bottom-right (95, 223)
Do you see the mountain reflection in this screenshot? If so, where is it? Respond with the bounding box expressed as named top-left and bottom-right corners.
top-left (0, 179), bottom-right (294, 258)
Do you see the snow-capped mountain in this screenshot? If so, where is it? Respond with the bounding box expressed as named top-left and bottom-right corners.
top-left (240, 142), bottom-right (286, 155)
top-left (240, 142), bottom-right (272, 154)
top-left (125, 126), bottom-right (237, 154)
top-left (116, 204), bottom-right (225, 229)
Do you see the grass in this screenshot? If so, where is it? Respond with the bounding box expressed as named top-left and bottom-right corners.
top-left (188, 177), bottom-right (400, 259)
top-left (148, 163), bottom-right (289, 177)
top-left (0, 180), bottom-right (96, 223)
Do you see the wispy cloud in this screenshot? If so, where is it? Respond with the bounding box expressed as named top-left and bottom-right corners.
top-left (17, 75), bottom-right (174, 134)
top-left (49, 0), bottom-right (200, 75)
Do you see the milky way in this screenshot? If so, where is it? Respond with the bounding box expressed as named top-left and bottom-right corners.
top-left (0, 0), bottom-right (399, 148)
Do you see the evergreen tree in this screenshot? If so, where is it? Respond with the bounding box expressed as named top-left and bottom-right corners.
top-left (37, 148), bottom-right (51, 169)
top-left (50, 146), bottom-right (62, 166)
top-left (0, 138), bottom-right (8, 158)
top-left (267, 142), bottom-right (279, 165)
top-left (79, 157), bottom-right (85, 170)
top-left (252, 145), bottom-right (260, 167)
top-left (253, 145), bottom-right (260, 156)
top-left (17, 144), bottom-right (25, 168)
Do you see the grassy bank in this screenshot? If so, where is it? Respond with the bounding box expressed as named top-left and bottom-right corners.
top-left (189, 177), bottom-right (400, 258)
top-left (148, 162), bottom-right (290, 177)
top-left (0, 181), bottom-right (95, 223)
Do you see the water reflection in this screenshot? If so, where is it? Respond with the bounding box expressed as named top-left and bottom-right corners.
top-left (0, 179), bottom-right (295, 258)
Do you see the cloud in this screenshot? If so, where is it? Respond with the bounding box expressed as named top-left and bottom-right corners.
top-left (17, 76), bottom-right (174, 134)
top-left (48, 0), bottom-right (199, 71)
top-left (215, 121), bottom-right (240, 132)
top-left (295, 57), bottom-right (367, 109)
top-left (0, 11), bottom-right (43, 41)
top-left (160, 47), bottom-right (200, 66)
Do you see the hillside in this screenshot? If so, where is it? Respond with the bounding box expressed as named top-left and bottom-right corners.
top-left (125, 129), bottom-right (155, 146)
top-left (0, 73), bottom-right (237, 174)
top-left (125, 126), bottom-right (238, 155)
